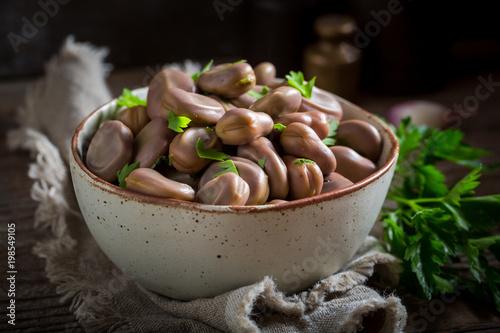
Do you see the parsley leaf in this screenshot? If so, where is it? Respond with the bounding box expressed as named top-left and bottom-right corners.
top-left (322, 119), bottom-right (339, 146)
top-left (285, 71), bottom-right (316, 99)
top-left (195, 139), bottom-right (229, 161)
top-left (293, 158), bottom-right (316, 166)
top-left (273, 123), bottom-right (286, 132)
top-left (258, 158), bottom-right (266, 169)
top-left (168, 110), bottom-right (191, 132)
top-left (117, 162), bottom-right (140, 189)
top-left (117, 88), bottom-right (147, 108)
top-left (382, 117), bottom-right (500, 310)
top-left (247, 86), bottom-right (270, 99)
top-left (191, 59), bottom-right (214, 82)
top-left (214, 160), bottom-right (239, 178)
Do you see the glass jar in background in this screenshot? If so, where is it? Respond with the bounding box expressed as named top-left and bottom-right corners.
top-left (303, 14), bottom-right (362, 101)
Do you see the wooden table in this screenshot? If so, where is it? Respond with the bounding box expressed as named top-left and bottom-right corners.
top-left (1, 69), bottom-right (499, 332)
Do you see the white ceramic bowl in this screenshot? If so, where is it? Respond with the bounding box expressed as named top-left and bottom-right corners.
top-left (70, 87), bottom-right (399, 301)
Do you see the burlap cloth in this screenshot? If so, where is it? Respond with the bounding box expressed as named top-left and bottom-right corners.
top-left (7, 37), bottom-right (407, 333)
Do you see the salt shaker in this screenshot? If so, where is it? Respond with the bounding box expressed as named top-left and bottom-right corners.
top-left (303, 14), bottom-right (362, 101)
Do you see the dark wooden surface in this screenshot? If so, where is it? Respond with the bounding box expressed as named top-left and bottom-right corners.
top-left (1, 69), bottom-right (499, 332)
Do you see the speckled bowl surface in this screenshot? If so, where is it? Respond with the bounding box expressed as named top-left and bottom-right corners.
top-left (70, 87), bottom-right (399, 301)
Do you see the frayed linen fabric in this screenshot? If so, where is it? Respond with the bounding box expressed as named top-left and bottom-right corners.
top-left (7, 37), bottom-right (407, 333)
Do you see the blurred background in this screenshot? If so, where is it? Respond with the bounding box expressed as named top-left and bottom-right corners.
top-left (1, 0), bottom-right (500, 99)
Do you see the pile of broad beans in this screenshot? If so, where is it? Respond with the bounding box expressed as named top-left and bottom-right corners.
top-left (85, 61), bottom-right (382, 205)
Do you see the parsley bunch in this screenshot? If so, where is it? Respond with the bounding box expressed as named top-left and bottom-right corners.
top-left (383, 118), bottom-right (500, 311)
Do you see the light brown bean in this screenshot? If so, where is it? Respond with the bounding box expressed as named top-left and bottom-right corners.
top-left (133, 117), bottom-right (176, 168)
top-left (169, 127), bottom-right (222, 174)
top-left (274, 110), bottom-right (330, 140)
top-left (298, 86), bottom-right (343, 122)
top-left (117, 105), bottom-right (150, 136)
top-left (237, 137), bottom-right (288, 200)
top-left (195, 172), bottom-right (250, 205)
top-left (86, 120), bottom-right (133, 182)
top-left (336, 119), bottom-right (382, 162)
top-left (283, 155), bottom-right (324, 200)
top-left (329, 145), bottom-right (377, 183)
top-left (160, 87), bottom-right (225, 126)
top-left (280, 122), bottom-right (336, 175)
top-left (215, 108), bottom-right (273, 145)
top-left (197, 62), bottom-right (256, 99)
top-left (321, 172), bottom-right (353, 193)
top-left (147, 69), bottom-right (196, 119)
top-left (249, 86), bottom-right (302, 119)
top-left (125, 167), bottom-right (195, 201)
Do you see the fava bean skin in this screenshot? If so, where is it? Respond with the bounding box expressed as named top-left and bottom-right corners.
top-left (274, 110), bottom-right (330, 140)
top-left (329, 145), bottom-right (377, 183)
top-left (280, 122), bottom-right (336, 175)
top-left (249, 86), bottom-right (302, 119)
top-left (199, 157), bottom-right (269, 205)
top-left (215, 108), bottom-right (273, 146)
top-left (321, 172), bottom-right (353, 194)
top-left (283, 155), bottom-right (323, 200)
top-left (195, 172), bottom-right (250, 205)
top-left (118, 105), bottom-right (150, 136)
top-left (169, 127), bottom-right (222, 174)
top-left (160, 87), bottom-right (225, 126)
top-left (254, 62), bottom-right (276, 86)
top-left (298, 86), bottom-right (343, 122)
top-left (197, 62), bottom-right (256, 99)
top-left (133, 117), bottom-right (176, 168)
top-left (229, 85), bottom-right (266, 109)
top-left (86, 120), bottom-right (133, 183)
top-left (147, 69), bottom-right (196, 119)
top-left (237, 137), bottom-right (289, 200)
top-left (336, 119), bottom-right (382, 162)
top-left (125, 167), bottom-right (195, 201)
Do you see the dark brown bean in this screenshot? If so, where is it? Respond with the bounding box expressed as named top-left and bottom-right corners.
top-left (169, 127), bottom-right (222, 174)
top-left (159, 87), bottom-right (225, 126)
top-left (117, 105), bottom-right (150, 136)
top-left (283, 155), bottom-right (324, 200)
top-left (280, 122), bottom-right (336, 175)
top-left (215, 108), bottom-right (273, 146)
top-left (336, 119), bottom-right (382, 162)
top-left (125, 168), bottom-right (195, 201)
top-left (274, 110), bottom-right (330, 140)
top-left (249, 86), bottom-right (302, 119)
top-left (321, 172), bottom-right (353, 194)
top-left (329, 145), bottom-right (377, 183)
top-left (133, 117), bottom-right (176, 168)
top-left (228, 85), bottom-right (266, 109)
top-left (298, 86), bottom-right (343, 122)
top-left (147, 69), bottom-right (196, 119)
top-left (197, 62), bottom-right (256, 99)
top-left (86, 120), bottom-right (133, 182)
top-left (237, 137), bottom-right (289, 200)
top-left (195, 172), bottom-right (250, 205)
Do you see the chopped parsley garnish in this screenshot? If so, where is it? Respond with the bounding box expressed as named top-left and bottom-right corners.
top-left (191, 59), bottom-right (214, 82)
top-left (116, 88), bottom-right (147, 108)
top-left (195, 139), bottom-right (229, 161)
top-left (322, 120), bottom-right (339, 146)
top-left (293, 158), bottom-right (316, 166)
top-left (258, 158), bottom-right (266, 169)
top-left (168, 110), bottom-right (191, 132)
top-left (273, 123), bottom-right (286, 132)
top-left (285, 71), bottom-right (316, 99)
top-left (214, 160), bottom-right (239, 178)
top-left (247, 86), bottom-right (270, 99)
top-left (117, 162), bottom-right (140, 189)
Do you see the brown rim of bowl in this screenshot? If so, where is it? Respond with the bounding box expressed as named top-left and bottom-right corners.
top-left (71, 95), bottom-right (399, 213)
